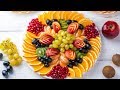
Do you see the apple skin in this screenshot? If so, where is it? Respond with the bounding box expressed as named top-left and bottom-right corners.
top-left (102, 21), bottom-right (120, 39)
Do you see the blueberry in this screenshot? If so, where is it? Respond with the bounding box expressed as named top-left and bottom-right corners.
top-left (67, 64), bottom-right (73, 68)
top-left (66, 20), bottom-right (72, 25)
top-left (41, 44), bottom-right (46, 47)
top-left (84, 38), bottom-right (89, 44)
top-left (48, 58), bottom-right (52, 63)
top-left (79, 48), bottom-right (83, 52)
top-left (82, 49), bottom-right (88, 54)
top-left (2, 70), bottom-right (8, 78)
top-left (76, 58), bottom-right (83, 63)
top-left (72, 20), bottom-right (78, 23)
top-left (35, 43), bottom-right (41, 48)
top-left (52, 19), bottom-right (58, 22)
top-left (46, 19), bottom-right (52, 25)
top-left (3, 61), bottom-right (10, 67)
top-left (44, 63), bottom-right (49, 67)
top-left (85, 43), bottom-right (92, 50)
top-left (32, 38), bottom-right (39, 45)
top-left (6, 66), bottom-right (13, 73)
top-left (78, 24), bottom-right (84, 30)
top-left (38, 57), bottom-right (41, 61)
top-left (0, 53), bottom-right (3, 60)
top-left (74, 61), bottom-right (78, 66)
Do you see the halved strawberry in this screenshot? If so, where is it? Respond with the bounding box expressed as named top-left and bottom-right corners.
top-left (52, 22), bottom-right (61, 33)
top-left (73, 39), bottom-right (85, 49)
top-left (39, 34), bottom-right (54, 45)
top-left (67, 22), bottom-right (79, 34)
top-left (65, 50), bottom-right (76, 60)
top-left (46, 48), bottom-right (60, 57)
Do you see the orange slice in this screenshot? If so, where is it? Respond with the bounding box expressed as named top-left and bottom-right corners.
top-left (72, 12), bottom-right (83, 20)
top-left (38, 14), bottom-right (45, 24)
top-left (60, 61), bottom-right (67, 67)
top-left (89, 41), bottom-right (100, 49)
top-left (43, 12), bottom-right (49, 24)
top-left (90, 37), bottom-right (101, 48)
top-left (83, 56), bottom-right (93, 69)
top-left (89, 50), bottom-right (98, 61)
top-left (60, 11), bottom-right (66, 19)
top-left (29, 60), bottom-right (41, 65)
top-left (68, 11), bottom-right (77, 20)
top-left (78, 64), bottom-right (85, 73)
top-left (81, 58), bottom-right (89, 72)
top-left (71, 12), bottom-right (80, 20)
top-left (73, 66), bottom-right (82, 78)
top-left (24, 36), bottom-right (32, 44)
top-left (23, 42), bottom-right (35, 50)
top-left (38, 65), bottom-right (54, 75)
top-left (23, 53), bottom-right (37, 58)
top-left (22, 44), bottom-right (36, 52)
top-left (49, 11), bottom-right (56, 20)
top-left (78, 18), bottom-right (93, 27)
top-left (68, 68), bottom-right (75, 78)
top-left (65, 11), bottom-right (72, 20)
top-left (75, 13), bottom-right (84, 21)
top-left (23, 49), bottom-right (36, 55)
top-left (24, 57), bottom-right (38, 62)
top-left (53, 11), bottom-right (60, 19)
top-left (26, 33), bottom-right (34, 41)
top-left (91, 45), bottom-right (100, 56)
top-left (27, 31), bottom-right (37, 39)
top-left (31, 64), bottom-right (44, 72)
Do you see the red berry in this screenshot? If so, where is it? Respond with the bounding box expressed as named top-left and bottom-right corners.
top-left (27, 18), bottom-right (45, 36)
top-left (47, 64), bottom-right (69, 79)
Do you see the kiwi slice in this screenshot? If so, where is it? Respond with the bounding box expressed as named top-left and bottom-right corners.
top-left (36, 48), bottom-right (46, 57)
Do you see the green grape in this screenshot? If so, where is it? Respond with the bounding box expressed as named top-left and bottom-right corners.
top-left (60, 43), bottom-right (65, 48)
top-left (53, 44), bottom-right (58, 48)
top-left (58, 30), bottom-right (63, 34)
top-left (60, 48), bottom-right (65, 52)
top-left (13, 53), bottom-right (19, 59)
top-left (61, 31), bottom-right (65, 36)
top-left (58, 37), bottom-right (62, 41)
top-left (63, 36), bottom-right (66, 39)
top-left (54, 40), bottom-right (61, 45)
top-left (62, 39), bottom-right (68, 44)
top-left (65, 45), bottom-right (69, 50)
top-left (67, 33), bottom-right (72, 37)
top-left (3, 50), bottom-right (8, 54)
top-left (8, 55), bottom-right (13, 60)
top-left (7, 49), bottom-right (13, 55)
top-left (17, 56), bottom-right (22, 64)
top-left (69, 44), bottom-right (74, 48)
top-left (66, 37), bottom-right (71, 41)
top-left (49, 44), bottom-right (53, 48)
top-left (69, 40), bottom-right (73, 44)
top-left (10, 59), bottom-right (19, 66)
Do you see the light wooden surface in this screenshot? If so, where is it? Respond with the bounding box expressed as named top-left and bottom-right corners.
top-left (0, 11), bottom-right (120, 79)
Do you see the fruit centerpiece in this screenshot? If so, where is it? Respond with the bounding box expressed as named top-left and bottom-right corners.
top-left (23, 11), bottom-right (101, 79)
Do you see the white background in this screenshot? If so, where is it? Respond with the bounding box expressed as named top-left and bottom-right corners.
top-left (0, 11), bottom-right (120, 79)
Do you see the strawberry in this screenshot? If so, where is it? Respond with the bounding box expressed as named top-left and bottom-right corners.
top-left (46, 48), bottom-right (60, 57)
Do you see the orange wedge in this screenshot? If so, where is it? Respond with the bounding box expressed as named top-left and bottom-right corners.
top-left (78, 64), bottom-right (85, 73)
top-left (78, 18), bottom-right (93, 27)
top-left (73, 66), bottom-right (82, 78)
top-left (26, 33), bottom-right (34, 41)
top-left (31, 64), bottom-right (44, 72)
top-left (38, 65), bottom-right (54, 75)
top-left (68, 68), bottom-right (75, 78)
top-left (80, 58), bottom-right (89, 72)
top-left (23, 53), bottom-right (37, 58)
top-left (29, 60), bottom-right (41, 65)
top-left (49, 11), bottom-right (56, 20)
top-left (24, 57), bottom-right (38, 62)
top-left (83, 56), bottom-right (93, 69)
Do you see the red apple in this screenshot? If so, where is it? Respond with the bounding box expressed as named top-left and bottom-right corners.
top-left (102, 21), bottom-right (120, 39)
top-left (65, 50), bottom-right (76, 60)
top-left (52, 22), bottom-right (61, 33)
top-left (46, 48), bottom-right (60, 57)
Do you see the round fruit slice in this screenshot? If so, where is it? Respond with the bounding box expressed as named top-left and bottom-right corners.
top-left (24, 57), bottom-right (38, 62)
top-left (78, 18), bottom-right (93, 27)
top-left (23, 43), bottom-right (35, 50)
top-left (38, 14), bottom-right (45, 24)
top-left (31, 64), bottom-right (44, 72)
top-left (24, 36), bottom-right (32, 44)
top-left (26, 33), bottom-right (34, 41)
top-left (91, 44), bottom-right (100, 55)
top-left (71, 12), bottom-right (80, 20)
top-left (83, 56), bottom-right (93, 69)
top-left (23, 44), bottom-right (36, 52)
top-left (89, 41), bottom-right (100, 49)
top-left (53, 11), bottom-right (61, 19)
top-left (23, 53), bottom-right (37, 58)
top-left (43, 12), bottom-right (49, 23)
top-left (23, 49), bottom-right (36, 55)
top-left (28, 60), bottom-right (41, 65)
top-left (38, 65), bottom-right (54, 75)
top-left (60, 11), bottom-right (65, 19)
top-left (75, 13), bottom-right (84, 22)
top-left (68, 68), bottom-right (75, 78)
top-left (27, 31), bottom-right (38, 39)
top-left (89, 50), bottom-right (98, 61)
top-left (90, 38), bottom-right (101, 48)
top-left (65, 11), bottom-right (72, 20)
top-left (78, 64), bottom-right (85, 73)
top-left (73, 66), bottom-right (82, 78)
top-left (68, 12), bottom-right (78, 20)
top-left (80, 58), bottom-right (89, 72)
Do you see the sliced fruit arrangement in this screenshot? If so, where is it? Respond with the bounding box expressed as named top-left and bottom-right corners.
top-left (23, 11), bottom-right (101, 79)
top-left (0, 38), bottom-right (22, 66)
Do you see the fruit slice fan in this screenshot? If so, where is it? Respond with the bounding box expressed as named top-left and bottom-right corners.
top-left (23, 11), bottom-right (101, 79)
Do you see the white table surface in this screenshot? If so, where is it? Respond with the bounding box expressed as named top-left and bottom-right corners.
top-left (0, 11), bottom-right (120, 79)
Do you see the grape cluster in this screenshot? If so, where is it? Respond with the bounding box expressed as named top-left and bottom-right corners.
top-left (0, 39), bottom-right (22, 66)
top-left (49, 30), bottom-right (76, 52)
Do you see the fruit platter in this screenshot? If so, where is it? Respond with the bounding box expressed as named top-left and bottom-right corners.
top-left (22, 11), bottom-right (101, 79)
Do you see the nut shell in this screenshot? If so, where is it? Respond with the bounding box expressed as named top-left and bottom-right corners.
top-left (112, 54), bottom-right (120, 66)
top-left (102, 66), bottom-right (115, 78)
